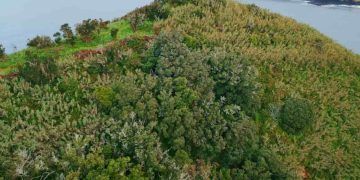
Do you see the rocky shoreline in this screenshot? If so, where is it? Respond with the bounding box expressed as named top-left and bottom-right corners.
top-left (309, 0), bottom-right (360, 6)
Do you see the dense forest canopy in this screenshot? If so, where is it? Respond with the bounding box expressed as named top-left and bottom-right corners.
top-left (0, 0), bottom-right (359, 179)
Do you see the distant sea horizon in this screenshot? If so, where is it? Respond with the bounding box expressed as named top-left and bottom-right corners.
top-left (0, 0), bottom-right (153, 53)
top-left (241, 0), bottom-right (360, 54)
top-left (307, 0), bottom-right (360, 6)
top-left (1, 0), bottom-right (359, 54)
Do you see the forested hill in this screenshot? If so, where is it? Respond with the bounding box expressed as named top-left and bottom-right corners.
top-left (0, 0), bottom-right (359, 179)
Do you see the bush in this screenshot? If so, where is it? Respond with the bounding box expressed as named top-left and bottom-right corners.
top-left (53, 32), bottom-right (62, 44)
top-left (18, 58), bottom-right (59, 85)
top-left (27, 36), bottom-right (54, 48)
top-left (155, 0), bottom-right (195, 5)
top-left (129, 2), bottom-right (170, 21)
top-left (94, 87), bottom-right (115, 109)
top-left (76, 19), bottom-right (99, 42)
top-left (128, 12), bottom-right (146, 32)
top-left (110, 28), bottom-right (119, 39)
top-left (208, 50), bottom-right (260, 114)
top-left (58, 78), bottom-right (83, 99)
top-left (279, 98), bottom-right (314, 134)
top-left (87, 60), bottom-right (109, 75)
top-left (60, 23), bottom-right (76, 45)
top-left (0, 44), bottom-right (5, 59)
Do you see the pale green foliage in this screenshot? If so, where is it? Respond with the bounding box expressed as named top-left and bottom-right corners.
top-left (128, 12), bottom-right (146, 32)
top-left (94, 86), bottom-right (115, 108)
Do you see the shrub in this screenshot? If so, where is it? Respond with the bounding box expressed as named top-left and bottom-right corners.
top-left (94, 87), bottom-right (115, 109)
top-left (60, 23), bottom-right (76, 45)
top-left (27, 36), bottom-right (54, 48)
top-left (53, 32), bottom-right (62, 44)
top-left (0, 44), bottom-right (5, 59)
top-left (58, 78), bottom-right (82, 99)
top-left (76, 19), bottom-right (99, 42)
top-left (110, 28), bottom-right (119, 39)
top-left (155, 0), bottom-right (195, 5)
top-left (279, 98), bottom-right (314, 134)
top-left (99, 19), bottom-right (110, 29)
top-left (18, 58), bottom-right (59, 85)
top-left (128, 12), bottom-right (146, 32)
top-left (130, 2), bottom-right (170, 21)
top-left (87, 60), bottom-right (109, 75)
top-left (208, 50), bottom-right (260, 114)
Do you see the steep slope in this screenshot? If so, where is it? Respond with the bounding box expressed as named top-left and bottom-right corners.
top-left (157, 1), bottom-right (360, 178)
top-left (0, 0), bottom-right (359, 179)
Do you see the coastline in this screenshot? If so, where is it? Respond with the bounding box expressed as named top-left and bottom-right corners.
top-left (308, 0), bottom-right (360, 6)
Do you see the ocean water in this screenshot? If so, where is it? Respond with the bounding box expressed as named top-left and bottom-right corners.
top-left (0, 0), bottom-right (153, 53)
top-left (239, 0), bottom-right (360, 54)
top-left (1, 0), bottom-right (359, 54)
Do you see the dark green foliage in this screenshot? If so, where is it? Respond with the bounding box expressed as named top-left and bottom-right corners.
top-left (53, 32), bottom-right (62, 44)
top-left (129, 2), bottom-right (170, 21)
top-left (27, 36), bottom-right (54, 48)
top-left (208, 50), bottom-right (260, 114)
top-left (156, 0), bottom-right (195, 5)
top-left (65, 155), bottom-right (147, 179)
top-left (143, 2), bottom-right (170, 20)
top-left (0, 44), bottom-right (5, 59)
top-left (60, 23), bottom-right (75, 45)
top-left (87, 60), bottom-right (109, 75)
top-left (110, 28), bottom-right (119, 39)
top-left (18, 58), bottom-right (59, 85)
top-left (75, 19), bottom-right (99, 42)
top-left (75, 19), bottom-right (108, 42)
top-left (279, 97), bottom-right (314, 134)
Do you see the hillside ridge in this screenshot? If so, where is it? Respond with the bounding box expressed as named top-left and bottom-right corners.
top-left (0, 0), bottom-right (359, 179)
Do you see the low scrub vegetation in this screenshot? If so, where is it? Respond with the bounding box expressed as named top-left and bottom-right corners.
top-left (128, 12), bottom-right (146, 32)
top-left (75, 19), bottom-right (108, 42)
top-left (18, 58), bottom-right (59, 85)
top-left (0, 0), bottom-right (359, 179)
top-left (27, 36), bottom-right (54, 48)
top-left (110, 28), bottom-right (119, 39)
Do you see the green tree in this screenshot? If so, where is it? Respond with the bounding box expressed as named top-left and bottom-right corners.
top-left (110, 28), bottom-right (119, 39)
top-left (75, 19), bottom-right (98, 42)
top-left (279, 97), bottom-right (315, 134)
top-left (53, 32), bottom-right (62, 44)
top-left (207, 49), bottom-right (261, 114)
top-left (0, 44), bottom-right (5, 59)
top-left (60, 23), bottom-right (75, 45)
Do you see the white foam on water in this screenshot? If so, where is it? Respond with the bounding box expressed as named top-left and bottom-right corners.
top-left (321, 4), bottom-right (360, 9)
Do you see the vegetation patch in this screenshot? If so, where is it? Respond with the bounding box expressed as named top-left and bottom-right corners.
top-left (0, 0), bottom-right (359, 179)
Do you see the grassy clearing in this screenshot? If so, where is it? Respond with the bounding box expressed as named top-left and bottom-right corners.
top-left (0, 20), bottom-right (154, 75)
